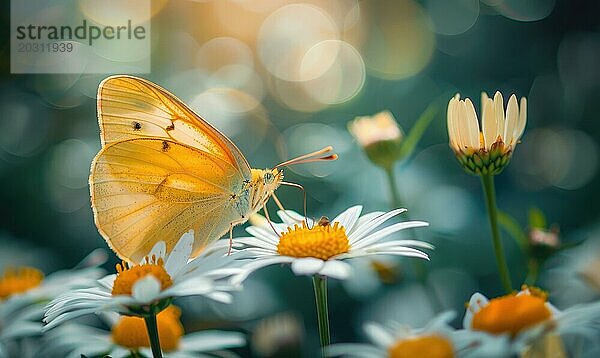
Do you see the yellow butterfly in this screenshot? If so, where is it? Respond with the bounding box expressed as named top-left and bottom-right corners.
top-left (90, 75), bottom-right (336, 263)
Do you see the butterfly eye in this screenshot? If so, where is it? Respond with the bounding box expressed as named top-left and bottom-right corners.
top-left (263, 172), bottom-right (275, 184)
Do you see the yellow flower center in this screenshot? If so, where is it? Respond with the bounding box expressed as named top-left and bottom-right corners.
top-left (388, 335), bottom-right (454, 358)
top-left (276, 222), bottom-right (350, 260)
top-left (111, 256), bottom-right (173, 296)
top-left (0, 266), bottom-right (44, 299)
top-left (472, 288), bottom-right (552, 337)
top-left (111, 306), bottom-right (184, 352)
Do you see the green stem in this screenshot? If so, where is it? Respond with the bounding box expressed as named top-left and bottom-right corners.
top-left (480, 175), bottom-right (513, 294)
top-left (312, 275), bottom-right (330, 353)
top-left (144, 314), bottom-right (163, 358)
top-left (384, 166), bottom-right (401, 209)
top-left (383, 165), bottom-right (426, 282)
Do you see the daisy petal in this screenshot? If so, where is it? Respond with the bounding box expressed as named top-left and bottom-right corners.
top-left (348, 208), bottom-right (407, 244)
top-left (318, 260), bottom-right (352, 279)
top-left (148, 241), bottom-right (167, 262)
top-left (332, 205), bottom-right (363, 233)
top-left (165, 231), bottom-right (194, 276)
top-left (291, 258), bottom-right (325, 276)
top-left (352, 221), bottom-right (429, 250)
top-left (180, 330), bottom-right (246, 352)
top-left (463, 292), bottom-right (489, 329)
top-left (131, 276), bottom-right (161, 303)
top-left (277, 210), bottom-right (305, 225)
top-left (363, 322), bottom-right (395, 347)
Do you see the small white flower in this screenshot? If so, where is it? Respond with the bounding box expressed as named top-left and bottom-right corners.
top-left (348, 111), bottom-right (404, 148)
top-left (327, 312), bottom-right (477, 357)
top-left (232, 205), bottom-right (431, 281)
top-left (458, 287), bottom-right (600, 357)
top-left (44, 232), bottom-right (248, 330)
top-left (0, 249), bottom-right (106, 357)
top-left (39, 306), bottom-right (245, 358)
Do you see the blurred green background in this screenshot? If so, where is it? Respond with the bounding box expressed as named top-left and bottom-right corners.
top-left (1, 0), bottom-right (599, 355)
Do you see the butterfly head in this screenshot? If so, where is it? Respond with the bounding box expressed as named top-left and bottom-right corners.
top-left (251, 168), bottom-right (284, 191)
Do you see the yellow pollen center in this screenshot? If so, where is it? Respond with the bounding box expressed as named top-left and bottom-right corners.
top-left (0, 266), bottom-right (44, 299)
top-left (472, 291), bottom-right (552, 337)
top-left (388, 335), bottom-right (454, 358)
top-left (112, 306), bottom-right (184, 352)
top-left (111, 256), bottom-right (173, 296)
top-left (276, 222), bottom-right (350, 260)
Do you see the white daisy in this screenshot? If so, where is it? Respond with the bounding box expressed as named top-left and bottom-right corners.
top-left (232, 205), bottom-right (431, 281)
top-left (44, 231), bottom-right (248, 330)
top-left (38, 305), bottom-right (245, 358)
top-left (0, 249), bottom-right (106, 358)
top-left (458, 286), bottom-right (600, 357)
top-left (326, 311), bottom-right (477, 357)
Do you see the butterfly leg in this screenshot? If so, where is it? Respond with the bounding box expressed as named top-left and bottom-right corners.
top-left (272, 193), bottom-right (300, 224)
top-left (262, 201), bottom-right (280, 236)
top-left (228, 223), bottom-right (233, 255)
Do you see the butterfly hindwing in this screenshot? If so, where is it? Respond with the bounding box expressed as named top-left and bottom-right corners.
top-left (90, 138), bottom-right (248, 263)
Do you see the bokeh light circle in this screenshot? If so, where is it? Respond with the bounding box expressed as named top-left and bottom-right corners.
top-left (301, 40), bottom-right (365, 105)
top-left (426, 0), bottom-right (479, 36)
top-left (360, 0), bottom-right (435, 80)
top-left (257, 3), bottom-right (339, 81)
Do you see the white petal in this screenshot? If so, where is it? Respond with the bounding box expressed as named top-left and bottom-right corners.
top-left (504, 94), bottom-right (519, 145)
top-left (482, 97), bottom-right (496, 149)
top-left (515, 97), bottom-right (527, 141)
top-left (165, 231), bottom-right (194, 276)
top-left (97, 274), bottom-right (116, 290)
top-left (205, 291), bottom-right (233, 304)
top-left (363, 322), bottom-right (395, 348)
top-left (180, 330), bottom-right (246, 352)
top-left (235, 237), bottom-right (278, 250)
top-left (132, 276), bottom-right (161, 303)
top-left (332, 205), bottom-right (363, 232)
top-left (352, 221), bottom-right (429, 250)
top-left (464, 98), bottom-right (481, 149)
top-left (230, 256), bottom-right (295, 285)
top-left (493, 91), bottom-right (505, 140)
top-left (481, 91), bottom-right (489, 111)
top-left (290, 258), bottom-right (325, 276)
top-left (246, 226), bottom-right (280, 243)
top-left (325, 343), bottom-right (385, 357)
top-left (348, 209), bottom-right (406, 244)
top-left (447, 97), bottom-right (457, 148)
top-left (148, 241), bottom-right (167, 262)
top-left (463, 292), bottom-right (489, 329)
top-left (276, 210), bottom-right (304, 225)
top-left (318, 260), bottom-right (352, 279)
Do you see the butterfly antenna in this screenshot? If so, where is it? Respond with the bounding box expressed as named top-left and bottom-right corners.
top-left (280, 181), bottom-right (308, 226)
top-left (275, 146), bottom-right (337, 168)
top-left (262, 202), bottom-right (280, 236)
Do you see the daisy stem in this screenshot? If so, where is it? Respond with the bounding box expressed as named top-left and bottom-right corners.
top-left (384, 165), bottom-right (427, 282)
top-left (312, 275), bottom-right (330, 353)
top-left (384, 166), bottom-right (401, 209)
top-left (481, 174), bottom-right (513, 294)
top-left (144, 314), bottom-right (163, 358)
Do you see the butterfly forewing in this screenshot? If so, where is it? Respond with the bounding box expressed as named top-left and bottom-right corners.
top-left (97, 75), bottom-right (251, 179)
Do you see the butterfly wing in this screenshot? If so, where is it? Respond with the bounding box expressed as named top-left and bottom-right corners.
top-left (97, 75), bottom-right (251, 179)
top-left (90, 138), bottom-right (250, 263)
